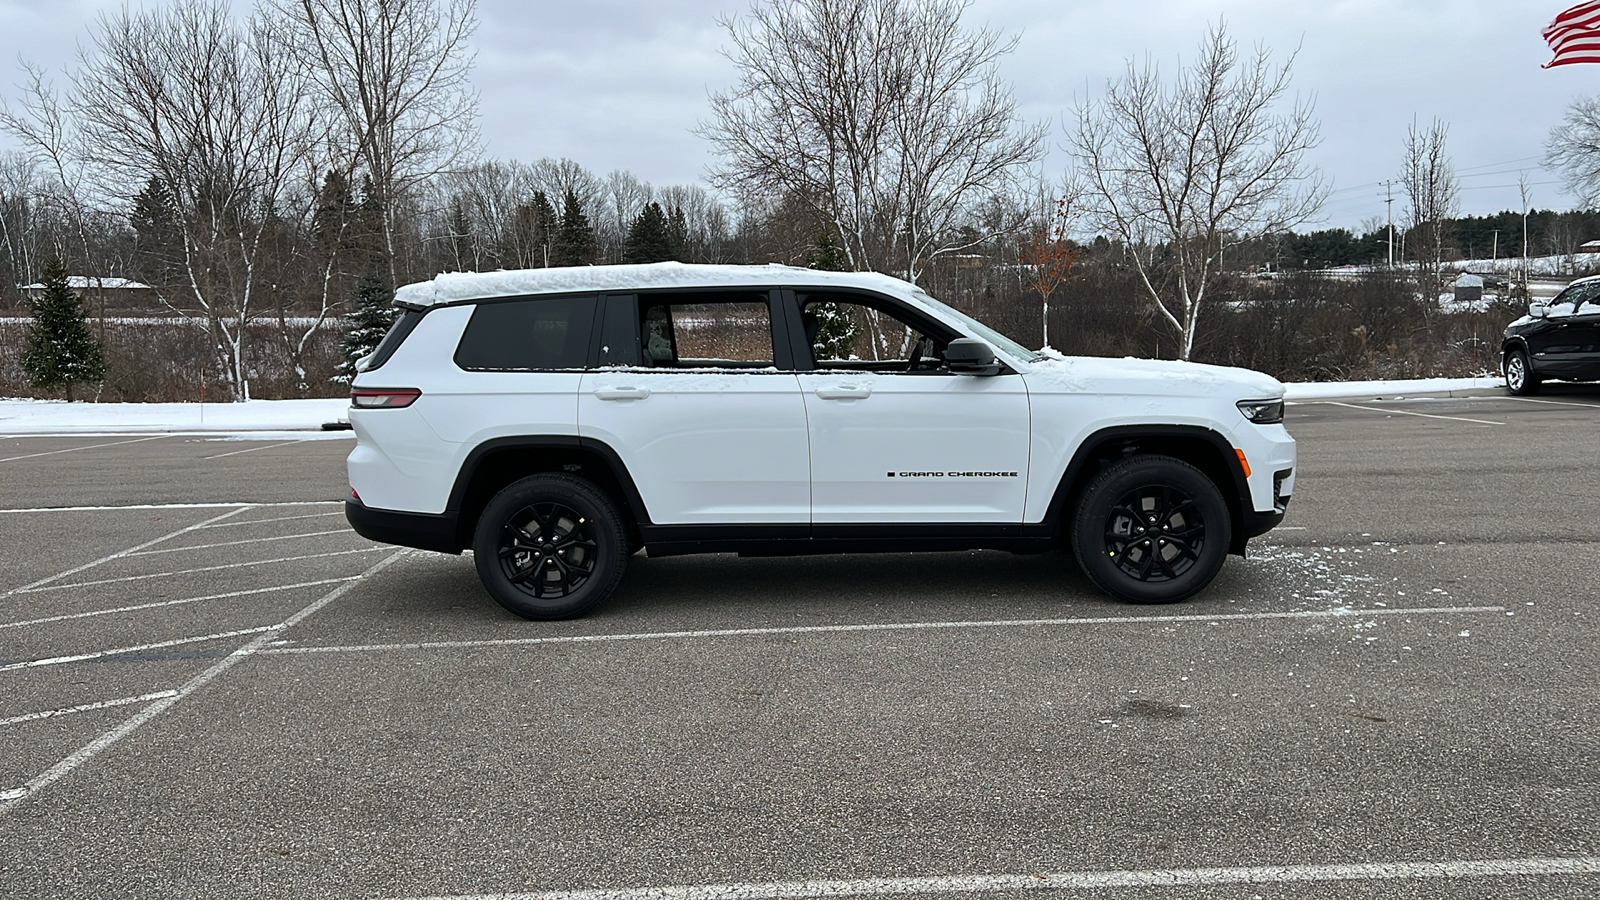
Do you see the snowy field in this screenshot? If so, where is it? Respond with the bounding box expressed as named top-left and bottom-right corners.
top-left (0, 375), bottom-right (1509, 435)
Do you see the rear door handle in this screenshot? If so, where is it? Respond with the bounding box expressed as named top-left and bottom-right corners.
top-left (594, 387), bottom-right (650, 401)
top-left (815, 385), bottom-right (871, 400)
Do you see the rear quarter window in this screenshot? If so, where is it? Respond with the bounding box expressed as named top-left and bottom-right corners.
top-left (363, 309), bottom-right (424, 373)
top-left (454, 295), bottom-right (597, 371)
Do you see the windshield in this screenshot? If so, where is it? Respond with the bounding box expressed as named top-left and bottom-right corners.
top-left (910, 288), bottom-right (1042, 362)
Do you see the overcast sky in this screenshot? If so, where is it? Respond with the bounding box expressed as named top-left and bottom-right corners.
top-left (1, 0), bottom-right (1592, 236)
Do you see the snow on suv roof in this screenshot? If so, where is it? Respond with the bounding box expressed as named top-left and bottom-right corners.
top-left (394, 262), bottom-right (923, 308)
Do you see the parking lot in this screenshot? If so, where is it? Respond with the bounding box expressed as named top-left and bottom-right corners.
top-left (1, 388), bottom-right (1597, 899)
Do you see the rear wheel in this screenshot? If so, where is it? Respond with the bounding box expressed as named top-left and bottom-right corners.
top-left (473, 474), bottom-right (627, 620)
top-left (1070, 455), bottom-right (1231, 604)
top-left (1504, 349), bottom-right (1541, 395)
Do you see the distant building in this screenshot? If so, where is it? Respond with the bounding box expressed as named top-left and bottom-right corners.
top-left (1453, 272), bottom-right (1484, 304)
top-left (20, 276), bottom-right (154, 314)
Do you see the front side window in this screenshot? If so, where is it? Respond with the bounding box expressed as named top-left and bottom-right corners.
top-left (455, 295), bottom-right (595, 371)
top-left (638, 295), bottom-right (775, 367)
top-left (796, 292), bottom-right (950, 373)
top-left (1548, 282), bottom-right (1600, 317)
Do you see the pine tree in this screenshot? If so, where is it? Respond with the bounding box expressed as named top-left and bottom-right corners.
top-left (803, 229), bottom-right (859, 360)
top-left (336, 269), bottom-right (396, 383)
top-left (130, 176), bottom-right (179, 287)
top-left (23, 256), bottom-right (106, 402)
top-left (551, 188), bottom-right (596, 266)
top-left (622, 202), bottom-right (673, 263)
top-left (805, 228), bottom-right (850, 271)
top-left (530, 190), bottom-right (558, 266)
top-left (666, 205), bottom-right (689, 261)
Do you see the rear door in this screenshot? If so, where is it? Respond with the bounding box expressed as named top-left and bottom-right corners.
top-left (578, 290), bottom-right (810, 525)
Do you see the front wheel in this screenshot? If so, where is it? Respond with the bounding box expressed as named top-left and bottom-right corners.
top-left (1070, 455), bottom-right (1231, 604)
top-left (473, 474), bottom-right (628, 620)
top-left (1504, 349), bottom-right (1541, 396)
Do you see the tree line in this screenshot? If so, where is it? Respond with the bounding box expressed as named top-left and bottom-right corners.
top-left (2, 0), bottom-right (1596, 403)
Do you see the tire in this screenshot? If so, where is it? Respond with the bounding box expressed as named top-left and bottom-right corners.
top-left (1070, 455), bottom-right (1231, 605)
top-left (1504, 349), bottom-right (1541, 396)
top-left (472, 474), bottom-right (628, 620)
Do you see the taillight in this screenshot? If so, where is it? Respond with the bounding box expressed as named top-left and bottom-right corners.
top-left (351, 387), bottom-right (421, 409)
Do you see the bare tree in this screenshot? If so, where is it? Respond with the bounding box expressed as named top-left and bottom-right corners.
top-left (269, 0), bottom-right (481, 285)
top-left (702, 0), bottom-right (1044, 283)
top-left (1019, 186), bottom-right (1078, 349)
top-left (1546, 95), bottom-right (1600, 207)
top-left (1069, 23), bottom-right (1324, 360)
top-left (657, 183), bottom-right (735, 262)
top-left (70, 0), bottom-right (318, 400)
top-left (1401, 117), bottom-right (1459, 292)
top-left (600, 170), bottom-right (655, 263)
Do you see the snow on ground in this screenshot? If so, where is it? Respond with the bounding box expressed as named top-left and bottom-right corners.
top-left (0, 374), bottom-right (1514, 435)
top-left (0, 397), bottom-right (350, 435)
top-left (1281, 376), bottom-right (1504, 400)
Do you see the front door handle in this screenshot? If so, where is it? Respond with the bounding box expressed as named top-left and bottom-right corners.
top-left (815, 385), bottom-right (872, 400)
top-left (594, 387), bottom-right (650, 401)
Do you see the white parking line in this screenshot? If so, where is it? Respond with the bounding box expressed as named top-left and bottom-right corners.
top-left (0, 435), bottom-right (169, 463)
top-left (201, 440), bottom-right (302, 460)
top-left (0, 691), bottom-right (179, 728)
top-left (195, 510), bottom-right (344, 529)
top-left (0, 548), bottom-right (408, 816)
top-left (13, 547), bottom-right (387, 594)
top-left (0, 501), bottom-right (341, 514)
top-left (261, 605), bottom-right (1506, 657)
top-left (0, 506), bottom-right (248, 600)
top-left (1311, 401), bottom-right (1504, 426)
top-left (391, 857), bottom-right (1600, 900)
top-left (0, 578), bottom-right (360, 631)
top-left (0, 626), bottom-right (276, 672)
top-left (124, 529), bottom-right (356, 557)
top-left (1496, 395), bottom-right (1600, 409)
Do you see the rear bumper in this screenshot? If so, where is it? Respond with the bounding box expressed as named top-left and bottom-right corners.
top-left (345, 499), bottom-right (460, 554)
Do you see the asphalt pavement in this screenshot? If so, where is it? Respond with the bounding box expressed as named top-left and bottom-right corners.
top-left (0, 388), bottom-right (1597, 899)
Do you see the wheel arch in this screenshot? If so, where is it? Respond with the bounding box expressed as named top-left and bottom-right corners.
top-left (446, 436), bottom-right (650, 551)
top-left (1501, 336), bottom-right (1531, 370)
top-left (1045, 425), bottom-right (1251, 556)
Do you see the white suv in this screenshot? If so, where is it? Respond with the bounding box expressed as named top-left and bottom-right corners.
top-left (345, 263), bottom-right (1295, 619)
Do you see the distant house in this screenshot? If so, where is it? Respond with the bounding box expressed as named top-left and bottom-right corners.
top-left (20, 276), bottom-right (154, 314)
top-left (1578, 240), bottom-right (1600, 253)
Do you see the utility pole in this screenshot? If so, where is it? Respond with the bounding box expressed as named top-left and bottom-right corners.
top-left (1382, 180), bottom-right (1397, 268)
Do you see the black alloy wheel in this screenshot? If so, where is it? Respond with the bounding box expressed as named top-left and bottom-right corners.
top-left (1505, 349), bottom-right (1541, 396)
top-left (473, 474), bottom-right (627, 620)
top-left (1071, 455), bottom-right (1231, 604)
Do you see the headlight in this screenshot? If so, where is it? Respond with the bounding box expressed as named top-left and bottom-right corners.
top-left (1236, 399), bottom-right (1284, 425)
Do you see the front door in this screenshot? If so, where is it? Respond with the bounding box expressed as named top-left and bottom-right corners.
top-left (790, 291), bottom-right (1031, 524)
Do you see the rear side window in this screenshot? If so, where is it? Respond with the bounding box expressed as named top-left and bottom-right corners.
top-left (363, 309), bottom-right (423, 373)
top-left (454, 296), bottom-right (595, 371)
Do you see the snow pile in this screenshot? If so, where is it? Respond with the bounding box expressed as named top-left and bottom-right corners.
top-left (0, 397), bottom-right (349, 434)
top-left (1282, 376), bottom-right (1503, 400)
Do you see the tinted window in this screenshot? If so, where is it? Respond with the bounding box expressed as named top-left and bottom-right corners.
top-left (637, 294), bottom-right (775, 367)
top-left (363, 309), bottom-right (423, 373)
top-left (796, 291), bottom-right (951, 373)
top-left (455, 296), bottom-right (594, 370)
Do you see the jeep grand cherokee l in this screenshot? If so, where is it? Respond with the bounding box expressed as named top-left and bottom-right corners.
top-left (345, 263), bottom-right (1296, 620)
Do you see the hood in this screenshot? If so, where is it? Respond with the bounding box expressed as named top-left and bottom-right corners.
top-left (1022, 351), bottom-right (1285, 399)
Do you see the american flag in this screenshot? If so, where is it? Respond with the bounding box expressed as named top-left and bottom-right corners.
top-left (1546, 1), bottom-right (1600, 67)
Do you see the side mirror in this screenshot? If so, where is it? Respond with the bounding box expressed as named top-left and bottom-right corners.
top-left (945, 338), bottom-right (1001, 375)
top-left (1529, 302), bottom-right (1547, 319)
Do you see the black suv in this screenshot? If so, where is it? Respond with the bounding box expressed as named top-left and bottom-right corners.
top-left (1502, 276), bottom-right (1600, 395)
